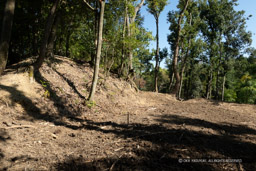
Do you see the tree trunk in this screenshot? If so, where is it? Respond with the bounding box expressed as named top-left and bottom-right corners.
top-left (126, 13), bottom-right (133, 71)
top-left (206, 69), bottom-right (213, 99)
top-left (221, 73), bottom-right (226, 101)
top-left (154, 16), bottom-right (159, 92)
top-left (216, 69), bottom-right (220, 99)
top-left (103, 45), bottom-right (109, 77)
top-left (47, 13), bottom-right (60, 59)
top-left (169, 72), bottom-right (174, 92)
top-left (0, 0), bottom-right (15, 75)
top-left (33, 0), bottom-right (60, 70)
top-left (178, 52), bottom-right (187, 99)
top-left (178, 54), bottom-right (188, 99)
top-left (178, 69), bottom-right (184, 99)
top-left (88, 0), bottom-right (105, 101)
top-left (206, 38), bottom-right (215, 99)
top-left (172, 31), bottom-right (181, 96)
top-left (187, 66), bottom-right (192, 98)
top-left (216, 34), bottom-right (223, 100)
top-left (119, 12), bottom-right (127, 77)
top-left (184, 69), bottom-right (189, 99)
top-left (178, 13), bottom-right (192, 99)
top-left (90, 1), bottom-right (99, 67)
top-left (172, 0), bottom-right (189, 97)
top-left (126, 0), bottom-right (144, 72)
top-left (65, 30), bottom-right (71, 57)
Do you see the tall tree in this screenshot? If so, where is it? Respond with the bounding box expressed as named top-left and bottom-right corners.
top-left (146, 0), bottom-right (168, 92)
top-left (0, 0), bottom-right (15, 75)
top-left (33, 0), bottom-right (61, 71)
top-left (170, 0), bottom-right (190, 97)
top-left (199, 0), bottom-right (251, 100)
top-left (47, 12), bottom-right (60, 59)
top-left (88, 0), bottom-right (106, 101)
top-left (178, 0), bottom-right (200, 99)
top-left (126, 0), bottom-right (144, 71)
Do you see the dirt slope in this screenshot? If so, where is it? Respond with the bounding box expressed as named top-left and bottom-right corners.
top-left (0, 56), bottom-right (256, 171)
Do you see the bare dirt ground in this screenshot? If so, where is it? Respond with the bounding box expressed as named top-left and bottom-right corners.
top-left (0, 56), bottom-right (256, 171)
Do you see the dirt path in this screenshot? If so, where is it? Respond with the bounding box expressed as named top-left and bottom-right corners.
top-left (0, 57), bottom-right (256, 170)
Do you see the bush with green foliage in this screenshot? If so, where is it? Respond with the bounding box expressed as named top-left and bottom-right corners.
top-left (224, 89), bottom-right (237, 102)
top-left (236, 74), bottom-right (256, 104)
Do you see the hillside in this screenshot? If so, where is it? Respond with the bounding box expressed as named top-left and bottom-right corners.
top-left (0, 57), bottom-right (256, 171)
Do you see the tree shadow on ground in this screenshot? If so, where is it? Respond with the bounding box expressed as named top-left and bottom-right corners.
top-left (155, 114), bottom-right (256, 135)
top-left (34, 71), bottom-right (86, 123)
top-left (53, 150), bottom-right (216, 171)
top-left (51, 67), bottom-right (86, 99)
top-left (0, 81), bottom-right (83, 130)
top-left (53, 114), bottom-right (256, 170)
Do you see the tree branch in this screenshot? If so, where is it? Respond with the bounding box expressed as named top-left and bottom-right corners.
top-left (136, 0), bottom-right (145, 10)
top-left (83, 0), bottom-right (96, 11)
top-left (131, 0), bottom-right (145, 23)
top-left (179, 0), bottom-right (189, 18)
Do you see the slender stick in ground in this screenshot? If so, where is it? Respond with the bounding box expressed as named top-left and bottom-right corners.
top-left (127, 112), bottom-right (130, 125)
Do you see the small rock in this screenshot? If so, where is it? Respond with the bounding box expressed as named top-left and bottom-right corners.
top-left (69, 133), bottom-right (76, 137)
top-left (52, 134), bottom-right (57, 139)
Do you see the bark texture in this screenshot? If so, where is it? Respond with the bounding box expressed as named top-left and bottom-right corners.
top-left (88, 0), bottom-right (105, 101)
top-left (127, 0), bottom-right (144, 71)
top-left (172, 0), bottom-right (189, 97)
top-left (0, 0), bottom-right (15, 75)
top-left (154, 16), bottom-right (159, 92)
top-left (33, 0), bottom-right (60, 70)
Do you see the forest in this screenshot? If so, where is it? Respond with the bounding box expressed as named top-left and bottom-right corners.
top-left (0, 0), bottom-right (255, 104)
top-left (0, 0), bottom-right (256, 170)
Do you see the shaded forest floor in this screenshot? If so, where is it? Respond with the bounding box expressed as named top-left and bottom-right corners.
top-left (0, 56), bottom-right (256, 171)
